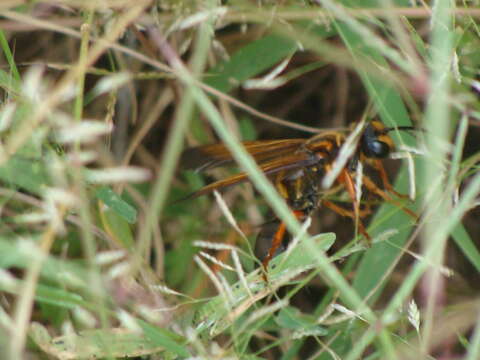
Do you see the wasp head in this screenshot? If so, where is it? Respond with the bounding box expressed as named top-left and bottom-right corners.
top-left (360, 121), bottom-right (395, 158)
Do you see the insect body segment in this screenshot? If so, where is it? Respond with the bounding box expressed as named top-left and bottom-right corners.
top-left (181, 120), bottom-right (416, 272)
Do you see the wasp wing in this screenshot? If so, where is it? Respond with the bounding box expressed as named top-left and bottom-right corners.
top-left (184, 151), bottom-right (322, 199)
top-left (181, 139), bottom-right (306, 172)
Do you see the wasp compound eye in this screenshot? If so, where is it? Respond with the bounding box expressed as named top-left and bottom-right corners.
top-left (364, 140), bottom-right (390, 158)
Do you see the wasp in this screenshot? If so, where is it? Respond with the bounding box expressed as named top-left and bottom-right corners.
top-left (181, 120), bottom-right (417, 271)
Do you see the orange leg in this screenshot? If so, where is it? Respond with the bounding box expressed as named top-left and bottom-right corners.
top-left (337, 169), bottom-right (360, 221)
top-left (261, 210), bottom-right (305, 273)
top-left (373, 160), bottom-right (409, 199)
top-left (361, 175), bottom-right (418, 220)
top-left (335, 168), bottom-right (378, 241)
top-left (323, 200), bottom-right (371, 242)
top-left (323, 200), bottom-right (372, 218)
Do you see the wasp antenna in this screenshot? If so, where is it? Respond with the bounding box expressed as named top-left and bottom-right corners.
top-left (384, 126), bottom-right (425, 134)
top-left (170, 191), bottom-right (198, 205)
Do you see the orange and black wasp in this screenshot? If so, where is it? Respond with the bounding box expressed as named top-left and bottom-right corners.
top-left (181, 120), bottom-right (417, 272)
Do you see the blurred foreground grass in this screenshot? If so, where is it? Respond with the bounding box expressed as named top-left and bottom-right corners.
top-left (1, 1), bottom-right (480, 359)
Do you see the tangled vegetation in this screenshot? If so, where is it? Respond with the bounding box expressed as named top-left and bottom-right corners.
top-left (0, 1), bottom-right (480, 359)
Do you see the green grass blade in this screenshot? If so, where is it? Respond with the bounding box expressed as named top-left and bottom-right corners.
top-left (95, 186), bottom-right (137, 224)
top-left (205, 34), bottom-right (297, 93)
top-left (0, 29), bottom-right (21, 82)
top-left (138, 320), bottom-right (190, 357)
top-left (452, 224), bottom-right (480, 273)
top-left (30, 323), bottom-right (177, 359)
top-left (0, 155), bottom-right (50, 195)
top-left (193, 233), bottom-right (335, 337)
top-left (332, 16), bottom-right (416, 305)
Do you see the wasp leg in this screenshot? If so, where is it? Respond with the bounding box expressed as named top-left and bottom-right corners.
top-left (361, 175), bottom-right (418, 220)
top-left (372, 159), bottom-right (409, 199)
top-left (322, 200), bottom-right (371, 242)
top-left (322, 200), bottom-right (372, 218)
top-left (261, 222), bottom-right (286, 274)
top-left (260, 210), bottom-right (305, 279)
top-left (255, 220), bottom-right (287, 262)
top-left (337, 169), bottom-right (360, 223)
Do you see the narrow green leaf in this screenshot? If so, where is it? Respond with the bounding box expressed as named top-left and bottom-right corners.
top-left (0, 155), bottom-right (50, 194)
top-left (205, 34), bottom-right (297, 93)
top-left (95, 186), bottom-right (137, 224)
top-left (194, 233), bottom-right (335, 337)
top-left (99, 207), bottom-right (135, 248)
top-left (352, 168), bottom-right (419, 302)
top-left (0, 30), bottom-right (21, 82)
top-left (334, 20), bottom-right (417, 304)
top-left (0, 279), bottom-right (86, 309)
top-left (31, 323), bottom-right (168, 359)
top-left (34, 284), bottom-right (86, 309)
top-left (452, 223), bottom-right (480, 273)
top-left (275, 307), bottom-right (328, 335)
top-left (138, 320), bottom-right (190, 357)
top-left (0, 69), bottom-right (21, 93)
